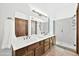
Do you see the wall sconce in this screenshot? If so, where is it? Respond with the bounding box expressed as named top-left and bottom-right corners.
top-left (32, 9), bottom-right (48, 17)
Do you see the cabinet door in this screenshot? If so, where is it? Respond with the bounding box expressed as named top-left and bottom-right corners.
top-left (27, 43), bottom-right (39, 50)
top-left (35, 41), bottom-right (44, 56)
top-left (27, 43), bottom-right (39, 56)
top-left (15, 48), bottom-right (26, 56)
top-left (44, 45), bottom-right (49, 52)
top-left (49, 37), bottom-right (53, 48)
top-left (44, 39), bottom-right (50, 52)
top-left (52, 36), bottom-right (56, 45)
top-left (27, 50), bottom-right (34, 56)
top-left (35, 46), bottom-right (44, 56)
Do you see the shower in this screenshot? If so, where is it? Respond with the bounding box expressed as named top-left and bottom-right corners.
top-left (55, 15), bottom-right (76, 51)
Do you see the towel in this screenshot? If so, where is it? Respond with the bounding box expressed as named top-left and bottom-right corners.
top-left (1, 19), bottom-right (12, 49)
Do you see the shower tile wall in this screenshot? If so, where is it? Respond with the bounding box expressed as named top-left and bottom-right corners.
top-left (55, 17), bottom-right (76, 50)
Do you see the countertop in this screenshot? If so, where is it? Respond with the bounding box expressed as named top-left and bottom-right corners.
top-left (12, 34), bottom-right (55, 51)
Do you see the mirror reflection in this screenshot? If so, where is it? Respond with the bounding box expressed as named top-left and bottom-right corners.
top-left (15, 17), bottom-right (28, 37)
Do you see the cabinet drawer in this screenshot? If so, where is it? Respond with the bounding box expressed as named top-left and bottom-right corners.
top-left (44, 41), bottom-right (49, 46)
top-left (35, 46), bottom-right (44, 56)
top-left (44, 43), bottom-right (49, 46)
top-left (44, 45), bottom-right (49, 52)
top-left (15, 48), bottom-right (26, 56)
top-left (50, 38), bottom-right (53, 43)
top-left (49, 43), bottom-right (53, 47)
top-left (39, 41), bottom-right (43, 45)
top-left (51, 36), bottom-right (56, 40)
top-left (25, 48), bottom-right (28, 56)
top-left (44, 39), bottom-right (49, 43)
top-left (49, 38), bottom-right (53, 47)
top-left (27, 50), bottom-right (34, 56)
top-left (28, 43), bottom-right (39, 50)
top-left (44, 39), bottom-right (49, 45)
top-left (52, 37), bottom-right (56, 45)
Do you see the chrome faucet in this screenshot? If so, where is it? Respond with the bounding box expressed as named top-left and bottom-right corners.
top-left (26, 36), bottom-right (31, 39)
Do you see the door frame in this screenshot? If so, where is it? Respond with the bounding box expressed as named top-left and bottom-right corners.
top-left (76, 3), bottom-right (79, 54)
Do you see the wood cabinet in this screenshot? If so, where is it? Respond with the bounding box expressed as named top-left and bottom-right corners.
top-left (27, 43), bottom-right (39, 50)
top-left (52, 36), bottom-right (56, 45)
top-left (15, 36), bottom-right (56, 56)
top-left (27, 43), bottom-right (39, 56)
top-left (27, 50), bottom-right (34, 56)
top-left (35, 41), bottom-right (44, 56)
top-left (44, 38), bottom-right (50, 52)
top-left (49, 36), bottom-right (56, 48)
top-left (15, 47), bottom-right (27, 56)
top-left (49, 37), bottom-right (53, 48)
top-left (35, 46), bottom-right (44, 56)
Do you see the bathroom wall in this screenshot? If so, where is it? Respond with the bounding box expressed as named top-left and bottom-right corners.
top-left (0, 3), bottom-right (32, 55)
top-left (55, 17), bottom-right (76, 49)
top-left (0, 3), bottom-right (53, 55)
top-left (49, 17), bottom-right (54, 35)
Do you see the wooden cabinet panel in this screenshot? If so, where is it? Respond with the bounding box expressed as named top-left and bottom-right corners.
top-left (25, 50), bottom-right (28, 56)
top-left (44, 38), bottom-right (49, 43)
top-left (39, 41), bottom-right (44, 45)
top-left (27, 50), bottom-right (34, 56)
top-left (15, 48), bottom-right (27, 56)
top-left (44, 39), bottom-right (50, 52)
top-left (44, 39), bottom-right (49, 45)
top-left (49, 38), bottom-right (53, 48)
top-left (15, 36), bottom-right (55, 56)
top-left (27, 43), bottom-right (39, 50)
top-left (44, 45), bottom-right (49, 52)
top-left (35, 46), bottom-right (44, 56)
top-left (35, 41), bottom-right (44, 56)
top-left (52, 36), bottom-right (56, 45)
top-left (27, 43), bottom-right (39, 56)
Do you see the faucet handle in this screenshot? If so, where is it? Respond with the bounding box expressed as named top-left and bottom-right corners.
top-left (24, 37), bottom-right (26, 40)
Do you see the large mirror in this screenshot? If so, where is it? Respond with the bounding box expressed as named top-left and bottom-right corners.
top-left (38, 22), bottom-right (48, 35)
top-left (31, 20), bottom-right (37, 35)
top-left (15, 17), bottom-right (28, 37)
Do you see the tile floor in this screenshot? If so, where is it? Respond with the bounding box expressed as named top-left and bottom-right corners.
top-left (43, 46), bottom-right (78, 56)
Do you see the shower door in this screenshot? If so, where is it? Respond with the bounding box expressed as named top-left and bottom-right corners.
top-left (55, 20), bottom-right (64, 46)
top-left (55, 18), bottom-right (76, 50)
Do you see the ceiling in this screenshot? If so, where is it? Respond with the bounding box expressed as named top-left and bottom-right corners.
top-left (28, 3), bottom-right (77, 20)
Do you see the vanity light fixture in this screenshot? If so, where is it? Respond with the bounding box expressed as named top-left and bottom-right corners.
top-left (32, 9), bottom-right (48, 17)
top-left (31, 16), bottom-right (45, 22)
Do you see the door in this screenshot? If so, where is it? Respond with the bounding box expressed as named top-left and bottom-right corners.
top-left (55, 18), bottom-right (76, 49)
top-left (55, 20), bottom-right (64, 45)
top-left (76, 3), bottom-right (79, 54)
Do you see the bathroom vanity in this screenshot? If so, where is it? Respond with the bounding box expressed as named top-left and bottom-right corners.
top-left (13, 17), bottom-right (55, 56)
top-left (12, 35), bottom-right (55, 56)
